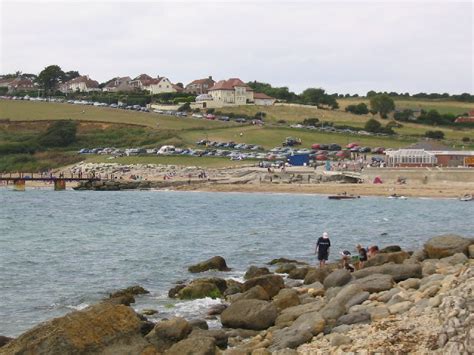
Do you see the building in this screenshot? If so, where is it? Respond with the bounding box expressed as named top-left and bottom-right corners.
top-left (254, 92), bottom-right (276, 106)
top-left (184, 76), bottom-right (215, 94)
top-left (62, 75), bottom-right (100, 93)
top-left (0, 77), bottom-right (36, 93)
top-left (102, 76), bottom-right (134, 92)
top-left (208, 78), bottom-right (254, 106)
top-left (455, 110), bottom-right (474, 123)
top-left (129, 74), bottom-right (177, 94)
top-left (385, 149), bottom-right (474, 167)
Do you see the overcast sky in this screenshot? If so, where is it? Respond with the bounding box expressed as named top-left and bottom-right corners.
top-left (1, 0), bottom-right (472, 94)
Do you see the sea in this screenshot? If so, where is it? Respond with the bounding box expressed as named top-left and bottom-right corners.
top-left (0, 188), bottom-right (473, 337)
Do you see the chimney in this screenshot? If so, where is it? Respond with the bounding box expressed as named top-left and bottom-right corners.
top-left (209, 76), bottom-right (213, 80)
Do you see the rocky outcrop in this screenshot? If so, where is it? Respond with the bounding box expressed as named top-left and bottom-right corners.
top-left (351, 274), bottom-right (394, 293)
top-left (2, 303), bottom-right (150, 354)
top-left (145, 317), bottom-right (192, 352)
top-left (165, 336), bottom-right (216, 355)
top-left (244, 266), bottom-right (271, 280)
top-left (380, 245), bottom-right (402, 253)
top-left (107, 285), bottom-right (149, 305)
top-left (243, 274), bottom-right (284, 298)
top-left (178, 278), bottom-right (226, 300)
top-left (0, 336), bottom-right (13, 348)
top-left (364, 251), bottom-right (410, 267)
top-left (272, 288), bottom-right (300, 311)
top-left (228, 285), bottom-right (270, 302)
top-left (424, 234), bottom-right (472, 259)
top-left (188, 256), bottom-right (230, 273)
top-left (288, 267), bottom-right (311, 280)
top-left (323, 269), bottom-right (353, 289)
top-left (353, 263), bottom-right (422, 282)
top-left (220, 300), bottom-right (278, 330)
top-left (275, 263), bottom-right (297, 274)
top-left (304, 268), bottom-right (330, 285)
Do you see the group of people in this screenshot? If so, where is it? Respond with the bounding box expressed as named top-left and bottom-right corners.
top-left (315, 232), bottom-right (379, 272)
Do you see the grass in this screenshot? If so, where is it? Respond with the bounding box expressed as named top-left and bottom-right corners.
top-left (0, 152), bottom-right (82, 172)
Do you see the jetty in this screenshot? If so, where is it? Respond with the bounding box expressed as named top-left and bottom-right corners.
top-left (0, 173), bottom-right (100, 191)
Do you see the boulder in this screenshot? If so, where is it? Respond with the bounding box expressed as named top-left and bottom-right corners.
top-left (440, 253), bottom-right (468, 265)
top-left (353, 263), bottom-right (422, 282)
top-left (364, 251), bottom-right (410, 267)
top-left (244, 266), bottom-right (271, 280)
top-left (272, 288), bottom-right (300, 311)
top-left (331, 324), bottom-right (352, 334)
top-left (291, 311), bottom-right (326, 335)
top-left (169, 284), bottom-right (187, 298)
top-left (368, 306), bottom-right (390, 321)
top-left (424, 234), bottom-right (472, 259)
top-left (188, 256), bottom-right (230, 273)
top-left (224, 279), bottom-right (243, 297)
top-left (329, 333), bottom-right (352, 347)
top-left (469, 245), bottom-right (474, 258)
top-left (275, 300), bottom-right (325, 325)
top-left (323, 269), bottom-right (353, 289)
top-left (146, 317), bottom-right (192, 352)
top-left (268, 258), bottom-right (304, 265)
top-left (207, 304), bottom-right (227, 316)
top-left (230, 285), bottom-right (270, 302)
top-left (345, 291), bottom-right (370, 309)
top-left (288, 267), bottom-right (310, 280)
top-left (190, 328), bottom-right (228, 348)
top-left (243, 274), bottom-right (285, 298)
top-left (376, 288), bottom-right (400, 303)
top-left (268, 327), bottom-right (313, 351)
top-left (388, 301), bottom-right (413, 314)
top-left (165, 336), bottom-right (216, 355)
top-left (2, 303), bottom-right (149, 354)
top-left (410, 249), bottom-right (427, 262)
top-left (380, 245), bottom-right (402, 253)
top-left (304, 268), bottom-right (329, 285)
top-left (324, 287), bottom-right (342, 301)
top-left (189, 319), bottom-right (209, 330)
top-left (109, 285), bottom-right (149, 298)
top-left (320, 284), bottom-right (364, 321)
top-left (422, 262), bottom-right (437, 277)
top-left (220, 300), bottom-right (278, 330)
top-left (0, 336), bottom-right (13, 348)
top-left (336, 311), bottom-right (370, 325)
top-left (351, 274), bottom-right (394, 293)
top-left (178, 280), bottom-right (223, 300)
top-left (398, 278), bottom-right (420, 290)
top-left (275, 263), bottom-right (297, 274)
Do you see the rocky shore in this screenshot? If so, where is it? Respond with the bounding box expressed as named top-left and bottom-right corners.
top-left (1, 234), bottom-right (473, 355)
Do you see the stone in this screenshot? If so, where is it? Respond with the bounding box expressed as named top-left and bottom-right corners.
top-left (268, 327), bottom-right (313, 351)
top-left (207, 304), bottom-right (227, 316)
top-left (301, 281), bottom-right (324, 292)
top-left (325, 287), bottom-right (342, 301)
top-left (364, 251), bottom-right (410, 267)
top-left (336, 311), bottom-right (371, 325)
top-left (380, 245), bottom-right (402, 253)
top-left (329, 333), bottom-right (352, 347)
top-left (2, 303), bottom-right (150, 354)
top-left (331, 324), bottom-right (352, 333)
top-left (141, 309), bottom-right (158, 316)
top-left (424, 234), bottom-right (472, 259)
top-left (323, 269), bottom-right (353, 289)
top-left (190, 328), bottom-right (228, 348)
top-left (268, 258), bottom-right (304, 265)
top-left (178, 280), bottom-right (223, 300)
top-left (388, 301), bottom-right (413, 314)
top-left (272, 350), bottom-right (298, 355)
top-left (429, 295), bottom-right (442, 307)
top-left (166, 336), bottom-right (216, 355)
top-left (109, 285), bottom-right (149, 298)
top-left (188, 256), bottom-right (231, 273)
top-left (398, 278), bottom-right (420, 290)
top-left (220, 300), bottom-right (278, 330)
top-left (230, 285), bottom-right (270, 303)
top-left (272, 288), bottom-right (301, 311)
top-left (291, 311), bottom-right (326, 335)
top-left (275, 300), bottom-right (325, 325)
top-left (351, 274), bottom-right (394, 293)
top-left (146, 317), bottom-right (192, 352)
top-left (376, 288), bottom-right (401, 303)
top-left (251, 349), bottom-right (271, 355)
top-left (285, 279), bottom-right (303, 288)
top-left (288, 267), bottom-right (311, 280)
top-left (243, 274), bottom-right (285, 298)
top-left (304, 268), bottom-right (330, 285)
top-left (168, 284), bottom-right (186, 298)
top-left (0, 336), bottom-right (13, 348)
top-left (368, 306), bottom-right (390, 321)
top-left (422, 262), bottom-right (437, 277)
top-left (410, 249), bottom-right (427, 262)
top-left (345, 291), bottom-right (370, 309)
top-left (189, 319), bottom-right (209, 330)
top-left (353, 263), bottom-right (422, 282)
top-left (244, 266), bottom-right (271, 280)
top-left (420, 285), bottom-right (440, 298)
top-left (440, 253), bottom-right (468, 265)
top-left (469, 245), bottom-right (474, 258)
top-left (275, 263), bottom-right (298, 274)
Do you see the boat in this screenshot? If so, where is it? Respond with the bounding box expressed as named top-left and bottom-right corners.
top-left (388, 194), bottom-right (407, 200)
top-left (328, 194), bottom-right (360, 200)
top-left (460, 194), bottom-right (473, 202)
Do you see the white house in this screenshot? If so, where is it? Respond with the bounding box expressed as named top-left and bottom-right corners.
top-left (253, 92), bottom-right (276, 106)
top-left (208, 78), bottom-right (254, 106)
top-left (62, 75), bottom-right (100, 93)
top-left (129, 74), bottom-right (177, 94)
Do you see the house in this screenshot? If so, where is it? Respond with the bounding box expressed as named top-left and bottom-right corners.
top-left (455, 110), bottom-right (474, 123)
top-left (208, 78), bottom-right (254, 106)
top-left (0, 77), bottom-right (36, 93)
top-left (254, 92), bottom-right (276, 106)
top-left (129, 74), bottom-right (177, 94)
top-left (62, 75), bottom-right (100, 93)
top-left (102, 76), bottom-right (134, 92)
top-left (184, 76), bottom-right (215, 94)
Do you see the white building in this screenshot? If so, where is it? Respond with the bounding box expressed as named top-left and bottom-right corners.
top-left (129, 74), bottom-right (178, 94)
top-left (208, 78), bottom-right (254, 106)
top-left (62, 75), bottom-right (100, 93)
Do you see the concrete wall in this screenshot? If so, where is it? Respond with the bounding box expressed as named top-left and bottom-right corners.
top-left (362, 167), bottom-right (474, 184)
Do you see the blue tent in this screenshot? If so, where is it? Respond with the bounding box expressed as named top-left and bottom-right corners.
top-left (288, 154), bottom-right (310, 166)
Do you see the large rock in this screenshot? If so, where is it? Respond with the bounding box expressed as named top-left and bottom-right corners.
top-left (268, 327), bottom-right (313, 351)
top-left (229, 285), bottom-right (270, 302)
top-left (275, 263), bottom-right (297, 274)
top-left (272, 288), bottom-right (300, 311)
top-left (353, 263), bottom-right (422, 282)
top-left (320, 284), bottom-right (363, 321)
top-left (291, 311), bottom-right (326, 335)
top-left (268, 258), bottom-right (304, 265)
top-left (146, 317), bottom-right (192, 352)
top-left (440, 253), bottom-right (468, 265)
top-left (190, 328), bottom-right (228, 349)
top-left (364, 251), bottom-right (410, 267)
top-left (166, 336), bottom-right (216, 355)
top-left (188, 256), bottom-right (230, 273)
top-left (351, 274), bottom-right (394, 293)
top-left (0, 336), bottom-right (13, 348)
top-left (304, 268), bottom-right (329, 285)
top-left (336, 311), bottom-right (371, 325)
top-left (178, 279), bottom-right (225, 300)
top-left (220, 300), bottom-right (278, 330)
top-left (244, 266), bottom-right (271, 280)
top-left (380, 245), bottom-right (402, 253)
top-left (469, 245), bottom-right (474, 258)
top-left (2, 303), bottom-right (150, 354)
top-left (424, 234), bottom-right (472, 259)
top-left (275, 299), bottom-right (325, 325)
top-left (345, 291), bottom-right (370, 309)
top-left (243, 274), bottom-right (284, 298)
top-left (323, 269), bottom-right (353, 289)
top-left (288, 267), bottom-right (310, 280)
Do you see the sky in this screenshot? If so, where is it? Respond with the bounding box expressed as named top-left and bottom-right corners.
top-left (1, 0), bottom-right (473, 94)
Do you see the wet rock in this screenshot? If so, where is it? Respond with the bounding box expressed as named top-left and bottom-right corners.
top-left (166, 336), bottom-right (216, 355)
top-left (380, 245), bottom-right (402, 253)
top-left (304, 268), bottom-right (330, 285)
top-left (220, 300), bottom-right (278, 330)
top-left (178, 279), bottom-right (224, 300)
top-left (244, 266), bottom-right (271, 280)
top-left (140, 321), bottom-right (155, 336)
top-left (189, 319), bottom-right (209, 330)
top-left (424, 234), bottom-right (472, 259)
top-left (141, 309), bottom-right (158, 316)
top-left (224, 280), bottom-right (243, 297)
top-left (275, 300), bottom-right (325, 325)
top-left (146, 317), bottom-right (192, 352)
top-left (168, 284), bottom-right (186, 298)
top-left (0, 336), bottom-right (13, 348)
top-left (272, 288), bottom-right (300, 311)
top-left (230, 285), bottom-right (270, 302)
top-left (288, 267), bottom-right (310, 280)
top-left (275, 263), bottom-right (297, 274)
top-left (207, 304), bottom-right (227, 316)
top-left (351, 274), bottom-right (394, 293)
top-left (2, 303), bottom-right (149, 354)
top-left (364, 251), bottom-right (410, 267)
top-left (243, 274), bottom-right (285, 298)
top-left (268, 258), bottom-right (305, 265)
top-left (353, 263), bottom-right (422, 282)
top-left (190, 328), bottom-right (228, 348)
top-left (323, 269), bottom-right (353, 289)
top-left (336, 311), bottom-right (371, 325)
top-left (188, 256), bottom-right (231, 273)
top-left (110, 285), bottom-right (149, 298)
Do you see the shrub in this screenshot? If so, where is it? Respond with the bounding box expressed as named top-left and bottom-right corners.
top-left (364, 118), bottom-right (382, 133)
top-left (38, 120), bottom-right (77, 147)
top-left (345, 103), bottom-right (369, 115)
top-left (462, 136), bottom-right (470, 142)
top-left (425, 130), bottom-right (445, 139)
top-left (302, 117), bottom-right (320, 126)
top-left (178, 102), bottom-right (191, 112)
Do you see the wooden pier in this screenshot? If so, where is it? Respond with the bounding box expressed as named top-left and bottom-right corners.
top-left (0, 173), bottom-right (101, 191)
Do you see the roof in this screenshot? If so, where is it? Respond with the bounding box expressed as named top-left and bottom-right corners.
top-left (407, 140), bottom-right (454, 151)
top-left (254, 92), bottom-right (275, 100)
top-left (104, 76), bottom-right (131, 88)
top-left (187, 78), bottom-right (215, 86)
top-left (209, 78), bottom-right (251, 91)
top-left (67, 75), bottom-right (99, 88)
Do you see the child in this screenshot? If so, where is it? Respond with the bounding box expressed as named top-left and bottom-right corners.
top-left (341, 250), bottom-right (355, 272)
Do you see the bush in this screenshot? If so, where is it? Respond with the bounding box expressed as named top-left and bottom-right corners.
top-left (364, 118), bottom-right (382, 133)
top-left (462, 136), bottom-right (470, 142)
top-left (394, 109), bottom-right (415, 122)
top-left (38, 120), bottom-right (77, 147)
top-left (425, 130), bottom-right (445, 139)
top-left (206, 108), bottom-right (215, 114)
top-left (345, 103), bottom-right (369, 115)
top-left (178, 102), bottom-right (191, 112)
top-left (302, 117), bottom-right (319, 126)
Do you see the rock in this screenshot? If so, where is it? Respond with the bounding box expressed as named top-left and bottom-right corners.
top-left (268, 327), bottom-right (313, 351)
top-left (252, 349), bottom-right (271, 355)
top-left (0, 336), bottom-right (13, 348)
top-left (288, 267), bottom-right (310, 280)
top-left (352, 274), bottom-right (394, 293)
top-left (304, 268), bottom-right (329, 285)
top-left (207, 304), bottom-right (227, 316)
top-left (165, 336), bottom-right (216, 355)
top-left (429, 295), bottom-right (442, 307)
top-left (323, 269), bottom-right (353, 289)
top-left (145, 317), bottom-right (192, 352)
top-left (336, 311), bottom-right (371, 325)
top-left (380, 245), bottom-right (402, 253)
top-left (224, 328), bottom-right (260, 339)
top-left (272, 350), bottom-right (298, 355)
top-left (291, 311), bottom-right (326, 335)
top-left (410, 249), bottom-right (427, 262)
top-left (141, 309), bottom-right (158, 316)
top-left (331, 324), bottom-right (352, 333)
top-left (388, 301), bottom-right (413, 314)
top-left (440, 253), bottom-right (468, 265)
top-left (140, 320), bottom-right (155, 336)
top-left (329, 333), bottom-right (352, 347)
top-left (190, 328), bottom-right (228, 348)
top-left (275, 263), bottom-right (297, 274)
top-left (376, 288), bottom-right (400, 303)
top-left (368, 306), bottom-right (390, 321)
top-left (420, 285), bottom-right (440, 298)
top-left (301, 281), bottom-right (324, 292)
top-left (189, 319), bottom-right (209, 330)
top-left (168, 284), bottom-right (186, 298)
top-left (324, 287), bottom-right (342, 301)
top-left (469, 245), bottom-right (474, 258)
top-left (188, 256), bottom-right (230, 273)
top-left (419, 273), bottom-right (445, 288)
top-left (110, 285), bottom-right (149, 298)
top-left (244, 266), bottom-right (271, 280)
top-left (353, 263), bottom-right (422, 282)
top-left (285, 279), bottom-right (303, 288)
top-left (345, 291), bottom-right (370, 309)
top-left (268, 258), bottom-right (304, 265)
top-left (320, 284), bottom-right (364, 322)
top-left (398, 278), bottom-right (420, 290)
top-left (2, 303), bottom-right (150, 354)
top-left (422, 262), bottom-right (437, 277)
top-left (230, 286), bottom-right (270, 302)
top-left (243, 274), bottom-right (285, 298)
top-left (220, 300), bottom-right (278, 330)
top-left (224, 280), bottom-right (243, 297)
top-left (178, 280), bottom-right (224, 300)
top-left (424, 234), bottom-right (472, 259)
top-left (275, 300), bottom-right (325, 325)
top-left (364, 251), bottom-right (410, 267)
top-left (272, 288), bottom-right (300, 311)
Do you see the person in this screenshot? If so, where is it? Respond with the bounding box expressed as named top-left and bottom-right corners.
top-left (315, 232), bottom-right (331, 267)
top-left (356, 244), bottom-right (368, 269)
top-left (341, 250), bottom-right (355, 272)
top-left (368, 245), bottom-right (379, 259)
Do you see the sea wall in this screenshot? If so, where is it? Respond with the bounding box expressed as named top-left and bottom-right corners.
top-left (362, 167), bottom-right (474, 184)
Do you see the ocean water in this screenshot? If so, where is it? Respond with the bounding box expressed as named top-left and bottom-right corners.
top-left (0, 189), bottom-right (473, 337)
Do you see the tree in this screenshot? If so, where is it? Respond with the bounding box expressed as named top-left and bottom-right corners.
top-left (366, 90), bottom-right (377, 98)
top-left (345, 103), bottom-right (369, 115)
top-left (364, 118), bottom-right (382, 132)
top-left (425, 130), bottom-right (445, 139)
top-left (178, 102), bottom-right (191, 112)
top-left (300, 88), bottom-right (338, 109)
top-left (38, 120), bottom-right (77, 147)
top-left (394, 109), bottom-right (414, 122)
top-left (369, 94), bottom-right (395, 118)
top-left (175, 82), bottom-right (184, 88)
top-left (63, 71), bottom-right (80, 82)
top-left (37, 65), bottom-right (65, 93)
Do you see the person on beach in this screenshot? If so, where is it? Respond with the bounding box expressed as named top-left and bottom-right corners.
top-left (368, 245), bottom-right (379, 259)
top-left (315, 232), bottom-right (331, 267)
top-left (341, 250), bottom-right (355, 272)
top-left (356, 244), bottom-right (368, 269)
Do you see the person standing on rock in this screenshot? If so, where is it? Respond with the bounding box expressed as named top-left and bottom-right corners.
top-left (316, 232), bottom-right (331, 267)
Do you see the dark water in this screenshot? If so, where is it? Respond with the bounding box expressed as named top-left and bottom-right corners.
top-left (0, 189), bottom-right (472, 336)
